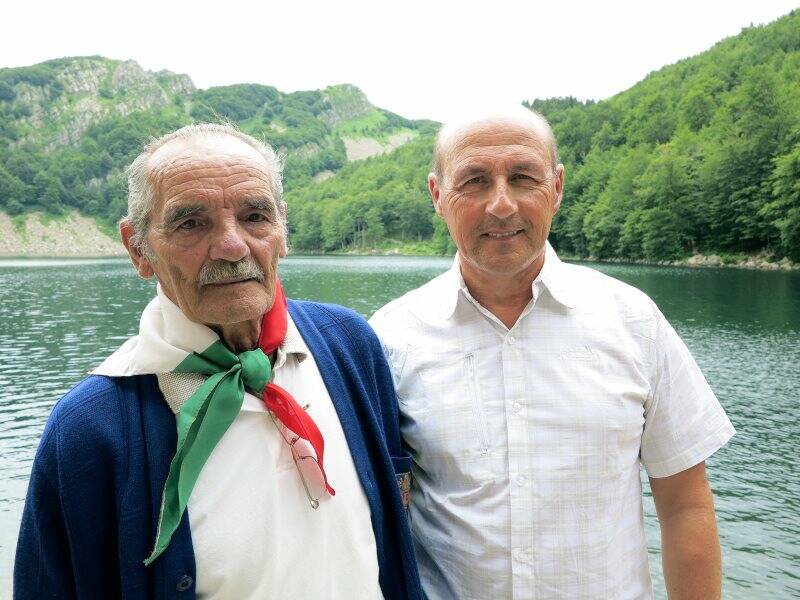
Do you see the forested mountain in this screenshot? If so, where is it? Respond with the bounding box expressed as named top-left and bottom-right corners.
top-left (1, 10), bottom-right (799, 261)
top-left (529, 10), bottom-right (800, 261)
top-left (0, 56), bottom-right (434, 247)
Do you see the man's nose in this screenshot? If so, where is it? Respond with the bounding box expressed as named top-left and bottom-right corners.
top-left (486, 179), bottom-right (517, 219)
top-left (209, 220), bottom-right (249, 263)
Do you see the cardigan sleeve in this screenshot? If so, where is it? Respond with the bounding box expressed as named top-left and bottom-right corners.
top-left (357, 315), bottom-right (407, 462)
top-left (14, 422), bottom-right (78, 600)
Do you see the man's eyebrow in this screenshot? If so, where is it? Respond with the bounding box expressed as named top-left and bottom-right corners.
top-left (452, 164), bottom-right (489, 181)
top-left (162, 204), bottom-right (206, 228)
top-left (511, 161), bottom-right (546, 173)
top-left (242, 197), bottom-right (278, 219)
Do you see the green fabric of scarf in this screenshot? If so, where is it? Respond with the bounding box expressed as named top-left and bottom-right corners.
top-left (143, 340), bottom-right (271, 565)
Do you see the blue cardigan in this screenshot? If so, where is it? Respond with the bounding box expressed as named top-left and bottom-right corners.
top-left (14, 300), bottom-right (423, 599)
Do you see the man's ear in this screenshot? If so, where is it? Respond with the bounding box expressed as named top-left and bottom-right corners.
top-left (279, 202), bottom-right (288, 257)
top-left (428, 173), bottom-right (443, 217)
top-left (120, 219), bottom-right (155, 279)
top-left (552, 164), bottom-right (565, 215)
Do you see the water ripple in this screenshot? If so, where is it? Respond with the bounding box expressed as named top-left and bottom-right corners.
top-left (1, 257), bottom-right (798, 599)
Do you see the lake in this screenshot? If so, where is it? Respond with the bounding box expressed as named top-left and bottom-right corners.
top-left (1, 256), bottom-right (799, 598)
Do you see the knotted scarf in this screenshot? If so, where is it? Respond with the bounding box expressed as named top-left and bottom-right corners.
top-left (143, 280), bottom-right (335, 565)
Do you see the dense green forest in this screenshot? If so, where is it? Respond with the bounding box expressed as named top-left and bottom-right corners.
top-left (1, 10), bottom-right (799, 261)
top-left (0, 59), bottom-right (435, 247)
top-left (529, 11), bottom-right (800, 261)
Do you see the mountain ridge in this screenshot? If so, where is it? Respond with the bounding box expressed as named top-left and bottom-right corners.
top-left (1, 9), bottom-right (799, 262)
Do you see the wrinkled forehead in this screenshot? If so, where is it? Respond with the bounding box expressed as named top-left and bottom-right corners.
top-left (439, 118), bottom-right (553, 174)
top-left (147, 134), bottom-right (268, 182)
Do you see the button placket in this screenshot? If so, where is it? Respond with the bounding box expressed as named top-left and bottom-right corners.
top-left (461, 300), bottom-right (538, 596)
top-left (503, 327), bottom-right (533, 595)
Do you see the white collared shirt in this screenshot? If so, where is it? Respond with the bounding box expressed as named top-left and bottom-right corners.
top-left (369, 243), bottom-right (734, 600)
top-left (157, 315), bottom-right (383, 600)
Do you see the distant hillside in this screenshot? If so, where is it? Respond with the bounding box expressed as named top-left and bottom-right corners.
top-left (0, 56), bottom-right (435, 243)
top-left (1, 10), bottom-right (799, 262)
top-left (528, 10), bottom-right (800, 261)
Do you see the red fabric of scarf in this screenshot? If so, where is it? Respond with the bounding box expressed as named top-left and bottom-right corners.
top-left (258, 280), bottom-right (335, 496)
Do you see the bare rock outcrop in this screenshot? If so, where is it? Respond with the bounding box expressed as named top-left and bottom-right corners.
top-left (0, 211), bottom-right (124, 257)
top-left (8, 57), bottom-right (196, 150)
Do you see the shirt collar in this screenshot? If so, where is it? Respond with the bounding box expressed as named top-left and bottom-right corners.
top-left (273, 313), bottom-right (309, 369)
top-left (436, 241), bottom-right (578, 321)
top-left (433, 254), bottom-right (464, 321)
top-left (535, 242), bottom-right (579, 310)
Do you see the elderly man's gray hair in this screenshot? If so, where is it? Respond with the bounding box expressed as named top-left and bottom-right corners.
top-left (124, 123), bottom-right (285, 254)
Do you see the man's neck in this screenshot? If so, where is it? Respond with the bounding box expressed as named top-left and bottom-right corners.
top-left (211, 319), bottom-right (262, 353)
top-left (460, 254), bottom-right (545, 329)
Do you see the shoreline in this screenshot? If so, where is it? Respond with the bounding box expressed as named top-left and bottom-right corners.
top-left (560, 253), bottom-right (800, 271)
top-left (300, 248), bottom-right (800, 271)
top-left (2, 211), bottom-right (796, 271)
top-left (3, 250), bottom-right (797, 272)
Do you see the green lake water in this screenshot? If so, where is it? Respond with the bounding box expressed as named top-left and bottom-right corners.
top-left (1, 256), bottom-right (798, 598)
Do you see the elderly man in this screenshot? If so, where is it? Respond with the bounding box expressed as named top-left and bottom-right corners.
top-left (370, 107), bottom-right (734, 599)
top-left (15, 124), bottom-right (422, 599)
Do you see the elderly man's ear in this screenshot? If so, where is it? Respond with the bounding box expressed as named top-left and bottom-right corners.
top-left (279, 202), bottom-right (288, 258)
top-left (120, 220), bottom-right (155, 279)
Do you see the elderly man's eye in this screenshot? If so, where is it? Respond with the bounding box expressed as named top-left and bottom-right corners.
top-left (464, 176), bottom-right (487, 185)
top-left (178, 219), bottom-right (199, 230)
top-left (510, 173), bottom-right (534, 181)
top-left (246, 213), bottom-right (269, 223)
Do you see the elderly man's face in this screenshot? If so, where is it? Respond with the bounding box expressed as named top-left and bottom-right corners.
top-left (131, 136), bottom-right (286, 326)
top-left (430, 119), bottom-right (563, 285)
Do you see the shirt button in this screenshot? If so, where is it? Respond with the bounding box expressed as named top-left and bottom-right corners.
top-left (513, 402), bottom-right (522, 413)
top-left (516, 475), bottom-right (526, 487)
top-left (176, 575), bottom-right (193, 592)
top-left (507, 335), bottom-right (516, 345)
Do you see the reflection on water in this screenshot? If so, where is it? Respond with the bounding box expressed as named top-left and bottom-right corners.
top-left (1, 256), bottom-right (799, 598)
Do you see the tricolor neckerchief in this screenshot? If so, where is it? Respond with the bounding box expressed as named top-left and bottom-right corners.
top-left (92, 280), bottom-right (334, 565)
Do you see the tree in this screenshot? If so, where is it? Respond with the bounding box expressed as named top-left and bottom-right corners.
top-left (0, 164), bottom-right (27, 210)
top-left (0, 80), bottom-right (15, 101)
top-left (640, 208), bottom-right (685, 261)
top-left (764, 142), bottom-right (800, 260)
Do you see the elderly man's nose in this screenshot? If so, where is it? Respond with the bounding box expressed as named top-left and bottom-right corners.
top-left (209, 224), bottom-right (249, 262)
top-left (486, 181), bottom-right (517, 219)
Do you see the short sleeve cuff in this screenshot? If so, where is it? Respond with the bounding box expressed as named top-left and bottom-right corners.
top-left (644, 420), bottom-right (736, 478)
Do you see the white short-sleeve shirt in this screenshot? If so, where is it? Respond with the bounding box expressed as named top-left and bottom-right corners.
top-left (369, 243), bottom-right (734, 600)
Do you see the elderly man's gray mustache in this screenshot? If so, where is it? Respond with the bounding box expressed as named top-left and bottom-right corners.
top-left (197, 258), bottom-right (266, 286)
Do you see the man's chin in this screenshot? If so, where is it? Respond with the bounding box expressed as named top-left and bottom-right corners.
top-left (195, 284), bottom-right (275, 325)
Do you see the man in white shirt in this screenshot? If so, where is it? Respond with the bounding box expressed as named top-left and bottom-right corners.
top-left (370, 107), bottom-right (734, 599)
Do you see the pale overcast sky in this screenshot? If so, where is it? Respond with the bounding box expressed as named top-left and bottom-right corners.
top-left (2, 0), bottom-right (797, 122)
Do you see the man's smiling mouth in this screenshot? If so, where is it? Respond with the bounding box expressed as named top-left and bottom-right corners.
top-left (483, 230), bottom-right (523, 239)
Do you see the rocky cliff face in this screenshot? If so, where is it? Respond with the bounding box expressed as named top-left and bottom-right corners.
top-left (0, 211), bottom-right (123, 257)
top-left (0, 56), bottom-right (429, 257)
top-left (8, 57), bottom-right (195, 149)
top-left (320, 84), bottom-right (373, 127)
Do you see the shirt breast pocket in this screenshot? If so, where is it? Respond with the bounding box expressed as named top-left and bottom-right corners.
top-left (399, 352), bottom-right (497, 485)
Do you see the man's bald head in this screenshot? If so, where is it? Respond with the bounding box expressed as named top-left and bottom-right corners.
top-left (432, 106), bottom-right (559, 185)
